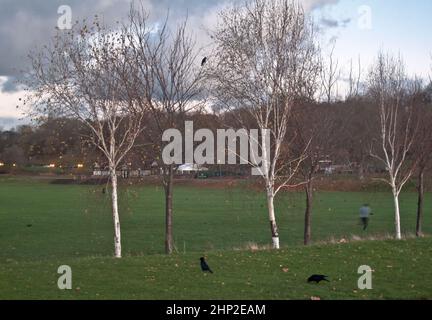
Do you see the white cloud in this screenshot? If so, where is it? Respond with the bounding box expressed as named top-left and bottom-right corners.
top-left (0, 0), bottom-right (341, 119)
top-left (0, 77), bottom-right (27, 118)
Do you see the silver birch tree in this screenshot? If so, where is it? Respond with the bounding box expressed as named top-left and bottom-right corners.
top-left (209, 0), bottom-right (320, 249)
top-left (369, 53), bottom-right (420, 240)
top-left (26, 19), bottom-right (146, 258)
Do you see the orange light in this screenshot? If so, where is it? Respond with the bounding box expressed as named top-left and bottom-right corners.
top-left (0, 162), bottom-right (4, 167)
top-left (77, 164), bottom-right (84, 168)
top-left (49, 164), bottom-right (55, 168)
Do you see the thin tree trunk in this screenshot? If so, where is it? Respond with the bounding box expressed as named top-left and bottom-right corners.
top-left (416, 169), bottom-right (425, 237)
top-left (304, 179), bottom-right (313, 245)
top-left (266, 188), bottom-right (280, 249)
top-left (110, 167), bottom-right (122, 258)
top-left (358, 161), bottom-right (365, 181)
top-left (392, 188), bottom-right (402, 240)
top-left (164, 165), bottom-right (174, 254)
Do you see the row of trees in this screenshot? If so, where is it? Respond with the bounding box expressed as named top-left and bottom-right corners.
top-left (0, 119), bottom-right (91, 167)
top-left (20, 0), bottom-right (432, 257)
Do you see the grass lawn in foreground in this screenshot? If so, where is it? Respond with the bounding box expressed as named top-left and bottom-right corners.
top-left (0, 176), bottom-right (431, 299)
top-left (1, 238), bottom-right (431, 299)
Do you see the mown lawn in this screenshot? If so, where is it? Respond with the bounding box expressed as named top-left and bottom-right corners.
top-left (0, 176), bottom-right (431, 299)
top-left (1, 238), bottom-right (431, 299)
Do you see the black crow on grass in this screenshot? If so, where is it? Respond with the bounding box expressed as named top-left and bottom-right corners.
top-left (200, 257), bottom-right (213, 273)
top-left (308, 275), bottom-right (329, 283)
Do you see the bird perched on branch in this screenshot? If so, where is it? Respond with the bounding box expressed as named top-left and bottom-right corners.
top-left (201, 57), bottom-right (207, 67)
top-left (200, 257), bottom-right (213, 273)
top-left (307, 275), bottom-right (329, 283)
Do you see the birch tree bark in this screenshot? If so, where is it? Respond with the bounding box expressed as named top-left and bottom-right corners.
top-left (369, 53), bottom-right (420, 240)
top-left (110, 166), bottom-right (122, 257)
top-left (209, 0), bottom-right (320, 249)
top-left (26, 17), bottom-right (146, 258)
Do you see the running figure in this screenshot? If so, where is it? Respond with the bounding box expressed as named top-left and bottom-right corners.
top-left (359, 204), bottom-right (373, 231)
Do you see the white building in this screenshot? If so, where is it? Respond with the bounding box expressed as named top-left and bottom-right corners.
top-left (177, 163), bottom-right (208, 175)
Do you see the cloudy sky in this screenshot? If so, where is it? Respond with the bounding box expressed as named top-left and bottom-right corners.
top-left (0, 0), bottom-right (431, 129)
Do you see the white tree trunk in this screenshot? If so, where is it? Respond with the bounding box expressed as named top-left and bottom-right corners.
top-left (392, 188), bottom-right (402, 240)
top-left (110, 168), bottom-right (122, 258)
top-left (266, 189), bottom-right (280, 249)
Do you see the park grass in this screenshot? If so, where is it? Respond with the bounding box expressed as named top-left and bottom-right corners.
top-left (1, 238), bottom-right (431, 300)
top-left (0, 176), bottom-right (431, 299)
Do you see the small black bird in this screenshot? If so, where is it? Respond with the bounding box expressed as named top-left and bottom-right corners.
top-left (307, 275), bottom-right (329, 283)
top-left (200, 257), bottom-right (213, 273)
top-left (26, 224), bottom-right (32, 228)
top-left (201, 57), bottom-right (207, 67)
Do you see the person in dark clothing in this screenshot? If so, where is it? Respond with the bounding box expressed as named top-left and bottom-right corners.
top-left (359, 204), bottom-right (373, 231)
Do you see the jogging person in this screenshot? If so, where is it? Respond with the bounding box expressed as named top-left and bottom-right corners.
top-left (359, 204), bottom-right (373, 231)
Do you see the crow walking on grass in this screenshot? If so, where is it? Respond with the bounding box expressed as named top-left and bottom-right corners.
top-left (200, 257), bottom-right (213, 273)
top-left (307, 275), bottom-right (329, 283)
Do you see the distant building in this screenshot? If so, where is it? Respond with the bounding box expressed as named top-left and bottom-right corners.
top-left (319, 160), bottom-right (333, 173)
top-left (92, 160), bottom-right (161, 177)
top-left (177, 163), bottom-right (208, 175)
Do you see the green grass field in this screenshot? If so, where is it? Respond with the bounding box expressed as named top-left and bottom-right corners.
top-left (0, 176), bottom-right (431, 299)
